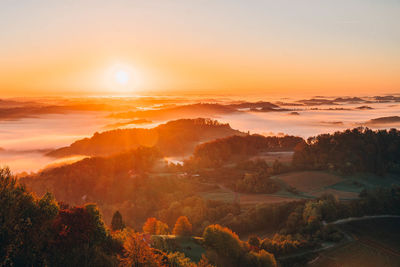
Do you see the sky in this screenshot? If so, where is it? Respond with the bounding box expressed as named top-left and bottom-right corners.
top-left (0, 0), bottom-right (399, 97)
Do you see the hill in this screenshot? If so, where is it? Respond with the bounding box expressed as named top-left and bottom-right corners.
top-left (365, 116), bottom-right (400, 126)
top-left (188, 134), bottom-right (304, 167)
top-left (47, 118), bottom-right (244, 158)
top-left (293, 127), bottom-right (400, 175)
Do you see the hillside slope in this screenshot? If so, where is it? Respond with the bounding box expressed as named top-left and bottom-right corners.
top-left (47, 118), bottom-right (244, 158)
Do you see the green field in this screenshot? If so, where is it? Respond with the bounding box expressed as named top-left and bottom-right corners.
top-left (273, 171), bottom-right (400, 201)
top-left (329, 173), bottom-right (400, 192)
top-left (151, 235), bottom-right (206, 262)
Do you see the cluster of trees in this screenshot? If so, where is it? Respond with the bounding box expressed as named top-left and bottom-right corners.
top-left (293, 127), bottom-right (400, 175)
top-left (235, 172), bottom-right (279, 194)
top-left (203, 224), bottom-right (277, 267)
top-left (22, 147), bottom-right (189, 227)
top-left (1, 166), bottom-right (281, 266)
top-left (236, 159), bottom-right (288, 175)
top-left (21, 146), bottom-right (161, 205)
top-left (187, 134), bottom-right (303, 168)
top-left (1, 167), bottom-right (223, 267)
top-left (157, 196), bottom-right (241, 236)
top-left (224, 186), bottom-right (400, 240)
top-left (22, 147), bottom-right (245, 236)
top-left (0, 167), bottom-right (121, 266)
top-left (142, 216), bottom-right (193, 236)
top-left (48, 118), bottom-right (243, 158)
top-left (233, 160), bottom-right (286, 194)
top-left (116, 229), bottom-right (216, 267)
top-left (186, 160), bottom-right (287, 195)
top-left (249, 234), bottom-right (316, 257)
top-left (143, 217), bottom-right (170, 235)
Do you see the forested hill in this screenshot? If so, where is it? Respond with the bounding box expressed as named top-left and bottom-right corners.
top-left (188, 134), bottom-right (304, 167)
top-left (47, 118), bottom-right (244, 158)
top-left (20, 147), bottom-right (162, 210)
top-left (293, 127), bottom-right (400, 175)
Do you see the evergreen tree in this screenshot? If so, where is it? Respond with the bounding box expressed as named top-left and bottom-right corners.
top-left (111, 211), bottom-right (125, 231)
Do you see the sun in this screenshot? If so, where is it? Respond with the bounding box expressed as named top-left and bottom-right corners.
top-left (114, 69), bottom-right (130, 85)
top-left (105, 63), bottom-right (139, 94)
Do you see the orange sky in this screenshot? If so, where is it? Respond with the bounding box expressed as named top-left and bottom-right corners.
top-left (1, 1), bottom-right (399, 97)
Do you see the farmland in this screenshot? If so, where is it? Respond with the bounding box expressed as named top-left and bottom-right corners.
top-left (197, 168), bottom-right (400, 216)
top-left (309, 217), bottom-right (400, 267)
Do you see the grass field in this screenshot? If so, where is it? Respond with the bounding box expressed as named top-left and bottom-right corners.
top-left (275, 171), bottom-right (343, 193)
top-left (310, 218), bottom-right (400, 267)
top-left (309, 188), bottom-right (359, 199)
top-left (271, 171), bottom-right (360, 200)
top-left (198, 170), bottom-right (357, 206)
top-left (273, 170), bottom-right (400, 200)
top-left (198, 163), bottom-right (400, 207)
top-left (199, 184), bottom-right (298, 207)
top-left (152, 235), bottom-right (205, 262)
top-left (329, 173), bottom-right (400, 192)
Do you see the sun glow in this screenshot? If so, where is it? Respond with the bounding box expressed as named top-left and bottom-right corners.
top-left (105, 63), bottom-right (139, 94)
top-left (114, 70), bottom-right (130, 85)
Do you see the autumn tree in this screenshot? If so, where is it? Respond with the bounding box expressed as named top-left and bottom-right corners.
top-left (0, 167), bottom-right (124, 266)
top-left (203, 224), bottom-right (243, 260)
top-left (120, 232), bottom-right (163, 267)
top-left (197, 255), bottom-right (215, 267)
top-left (143, 217), bottom-right (169, 235)
top-left (166, 252), bottom-right (193, 267)
top-left (49, 204), bottom-right (120, 266)
top-left (173, 216), bottom-right (192, 236)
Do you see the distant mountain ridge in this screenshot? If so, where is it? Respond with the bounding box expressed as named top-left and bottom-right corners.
top-left (47, 118), bottom-right (245, 158)
top-left (365, 116), bottom-right (400, 125)
top-left (109, 103), bottom-right (238, 120)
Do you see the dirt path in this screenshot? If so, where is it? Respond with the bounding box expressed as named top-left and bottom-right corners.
top-left (325, 214), bottom-right (400, 225)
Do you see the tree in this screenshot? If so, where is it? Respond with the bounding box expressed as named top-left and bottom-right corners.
top-left (248, 235), bottom-right (260, 249)
top-left (202, 224), bottom-right (243, 260)
top-left (143, 217), bottom-right (170, 235)
top-left (0, 167), bottom-right (59, 266)
top-left (167, 251), bottom-right (193, 267)
top-left (197, 255), bottom-right (215, 267)
top-left (49, 204), bottom-right (120, 266)
top-left (173, 216), bottom-right (192, 236)
top-left (120, 232), bottom-right (163, 267)
top-left (111, 211), bottom-right (125, 231)
top-left (0, 167), bottom-right (122, 266)
top-left (143, 217), bottom-right (157, 234)
top-left (272, 159), bottom-right (283, 174)
top-left (245, 250), bottom-right (277, 267)
top-left (156, 220), bottom-right (170, 235)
